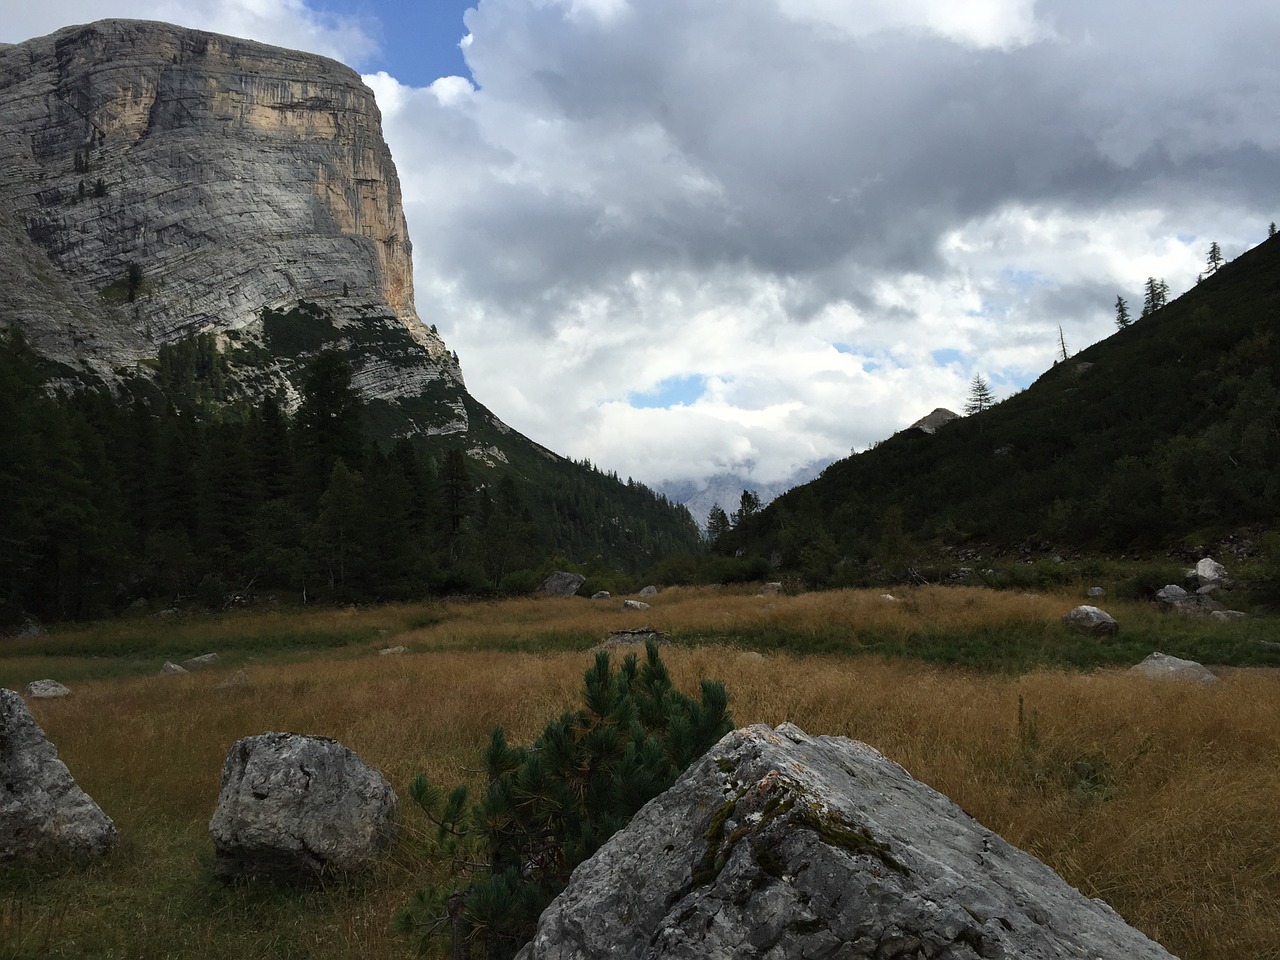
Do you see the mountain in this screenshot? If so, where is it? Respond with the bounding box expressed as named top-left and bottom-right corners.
top-left (659, 462), bottom-right (829, 533)
top-left (0, 19), bottom-right (700, 614)
top-left (726, 234), bottom-right (1280, 579)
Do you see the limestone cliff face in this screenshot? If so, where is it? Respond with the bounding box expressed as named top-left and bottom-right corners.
top-left (0, 19), bottom-right (461, 395)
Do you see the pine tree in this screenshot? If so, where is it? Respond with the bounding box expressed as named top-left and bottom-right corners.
top-left (705, 504), bottom-right (730, 544)
top-left (1206, 241), bottom-right (1223, 274)
top-left (1114, 295), bottom-right (1132, 330)
top-left (964, 373), bottom-right (994, 415)
top-left (396, 641), bottom-right (732, 960)
top-left (730, 490), bottom-right (762, 528)
top-left (1141, 277), bottom-right (1169, 316)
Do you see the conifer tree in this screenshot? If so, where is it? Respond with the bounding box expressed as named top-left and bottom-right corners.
top-left (964, 373), bottom-right (994, 415)
top-left (705, 504), bottom-right (730, 544)
top-left (1141, 277), bottom-right (1170, 316)
top-left (1114, 295), bottom-right (1131, 330)
top-left (396, 641), bottom-right (732, 960)
top-left (1206, 241), bottom-right (1223, 274)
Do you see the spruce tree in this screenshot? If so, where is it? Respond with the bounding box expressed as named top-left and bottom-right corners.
top-left (1114, 295), bottom-right (1131, 330)
top-left (964, 373), bottom-right (994, 415)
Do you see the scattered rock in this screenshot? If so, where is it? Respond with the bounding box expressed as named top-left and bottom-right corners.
top-left (1210, 610), bottom-right (1249, 622)
top-left (216, 669), bottom-right (252, 691)
top-left (209, 732), bottom-right (397, 883)
top-left (880, 593), bottom-right (898, 602)
top-left (16, 619), bottom-right (47, 638)
top-left (0, 689), bottom-right (118, 861)
top-left (25, 679), bottom-right (71, 699)
top-left (161, 661), bottom-right (188, 675)
top-left (1061, 604), bottom-right (1119, 636)
top-left (1156, 584), bottom-right (1189, 603)
top-left (539, 571), bottom-right (587, 598)
top-left (1087, 586), bottom-right (1105, 598)
top-left (622, 600), bottom-right (651, 611)
top-left (597, 628), bottom-right (669, 650)
top-left (379, 645), bottom-right (408, 655)
top-left (591, 591), bottom-right (611, 600)
top-left (1130, 652), bottom-right (1219, 685)
top-left (1194, 556), bottom-right (1230, 588)
top-left (638, 585), bottom-right (658, 597)
top-left (182, 653), bottom-right (220, 670)
top-left (759, 582), bottom-right (782, 596)
top-left (516, 723), bottom-right (1175, 960)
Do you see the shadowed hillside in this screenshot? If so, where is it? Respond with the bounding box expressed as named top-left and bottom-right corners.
top-left (726, 234), bottom-right (1280, 576)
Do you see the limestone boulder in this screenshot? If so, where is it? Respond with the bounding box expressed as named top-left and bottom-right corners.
top-left (622, 599), bottom-right (651, 611)
top-left (26, 679), bottom-right (71, 699)
top-left (638, 585), bottom-right (658, 597)
top-left (1193, 557), bottom-right (1230, 588)
top-left (182, 653), bottom-right (220, 670)
top-left (1130, 652), bottom-right (1219, 685)
top-left (539, 571), bottom-right (587, 598)
top-left (1061, 604), bottom-right (1119, 636)
top-left (518, 724), bottom-right (1175, 960)
top-left (209, 732), bottom-right (397, 883)
top-left (1156, 584), bottom-right (1189, 604)
top-left (0, 689), bottom-right (118, 861)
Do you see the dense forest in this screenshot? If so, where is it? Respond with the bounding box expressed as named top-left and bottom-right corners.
top-left (0, 332), bottom-right (700, 625)
top-left (719, 234), bottom-right (1280, 586)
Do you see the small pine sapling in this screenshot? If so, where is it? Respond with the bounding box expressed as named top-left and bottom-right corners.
top-left (395, 640), bottom-right (733, 960)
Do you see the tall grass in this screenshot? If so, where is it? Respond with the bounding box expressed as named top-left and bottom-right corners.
top-left (3, 586), bottom-right (1278, 958)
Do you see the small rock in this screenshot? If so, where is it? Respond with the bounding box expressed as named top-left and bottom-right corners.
top-left (638, 585), bottom-right (658, 597)
top-left (1061, 605), bottom-right (1119, 636)
top-left (182, 653), bottom-right (220, 670)
top-left (1087, 586), bottom-right (1105, 598)
top-left (622, 600), bottom-right (651, 611)
top-left (539, 571), bottom-right (587, 598)
top-left (880, 594), bottom-right (898, 602)
top-left (17, 619), bottom-right (47, 638)
top-left (759, 582), bottom-right (782, 596)
top-left (25, 679), bottom-right (71, 699)
top-left (591, 591), bottom-right (611, 600)
top-left (379, 645), bottom-right (408, 655)
top-left (1130, 652), bottom-right (1219, 684)
top-left (1210, 610), bottom-right (1248, 622)
top-left (161, 661), bottom-right (188, 675)
top-left (597, 629), bottom-right (669, 650)
top-left (1195, 556), bottom-right (1230, 587)
top-left (1155, 584), bottom-right (1189, 604)
top-left (216, 669), bottom-right (251, 690)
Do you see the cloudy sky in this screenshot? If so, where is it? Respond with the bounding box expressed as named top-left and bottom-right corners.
top-left (6, 2), bottom-right (1280, 493)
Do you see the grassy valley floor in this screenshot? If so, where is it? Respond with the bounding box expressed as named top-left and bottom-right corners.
top-left (3, 585), bottom-right (1278, 959)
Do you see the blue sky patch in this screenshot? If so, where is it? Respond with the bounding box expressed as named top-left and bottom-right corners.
top-left (628, 374), bottom-right (707, 409)
top-left (931, 348), bottom-right (967, 366)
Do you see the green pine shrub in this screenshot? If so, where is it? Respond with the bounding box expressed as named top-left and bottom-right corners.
top-left (395, 640), bottom-right (733, 959)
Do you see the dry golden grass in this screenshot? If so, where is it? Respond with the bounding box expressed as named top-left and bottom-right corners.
top-left (5, 587), bottom-right (1279, 959)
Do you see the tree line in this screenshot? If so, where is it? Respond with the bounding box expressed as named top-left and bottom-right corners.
top-left (0, 331), bottom-right (698, 625)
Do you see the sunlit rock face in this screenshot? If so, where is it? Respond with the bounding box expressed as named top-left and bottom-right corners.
top-left (0, 18), bottom-right (458, 393)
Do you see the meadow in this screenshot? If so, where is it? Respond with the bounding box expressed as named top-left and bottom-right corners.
top-left (3, 585), bottom-right (1278, 960)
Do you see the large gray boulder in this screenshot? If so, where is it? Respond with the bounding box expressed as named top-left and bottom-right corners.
top-left (208, 732), bottom-right (397, 883)
top-left (1191, 557), bottom-right (1230, 588)
top-left (1061, 604), bottom-right (1119, 636)
top-left (0, 689), bottom-right (118, 861)
top-left (518, 724), bottom-right (1176, 960)
top-left (539, 571), bottom-right (587, 598)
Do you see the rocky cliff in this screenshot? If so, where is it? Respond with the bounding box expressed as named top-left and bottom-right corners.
top-left (0, 18), bottom-right (461, 402)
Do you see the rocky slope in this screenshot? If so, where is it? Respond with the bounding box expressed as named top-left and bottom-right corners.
top-left (0, 18), bottom-right (461, 402)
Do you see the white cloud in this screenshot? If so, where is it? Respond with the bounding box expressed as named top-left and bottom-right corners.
top-left (7, 0), bottom-right (1279, 491)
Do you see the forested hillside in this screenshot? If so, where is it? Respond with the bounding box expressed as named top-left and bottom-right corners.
top-left (0, 334), bottom-right (699, 625)
top-left (723, 234), bottom-right (1280, 582)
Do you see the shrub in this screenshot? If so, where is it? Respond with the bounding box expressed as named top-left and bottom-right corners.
top-left (395, 640), bottom-right (732, 959)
